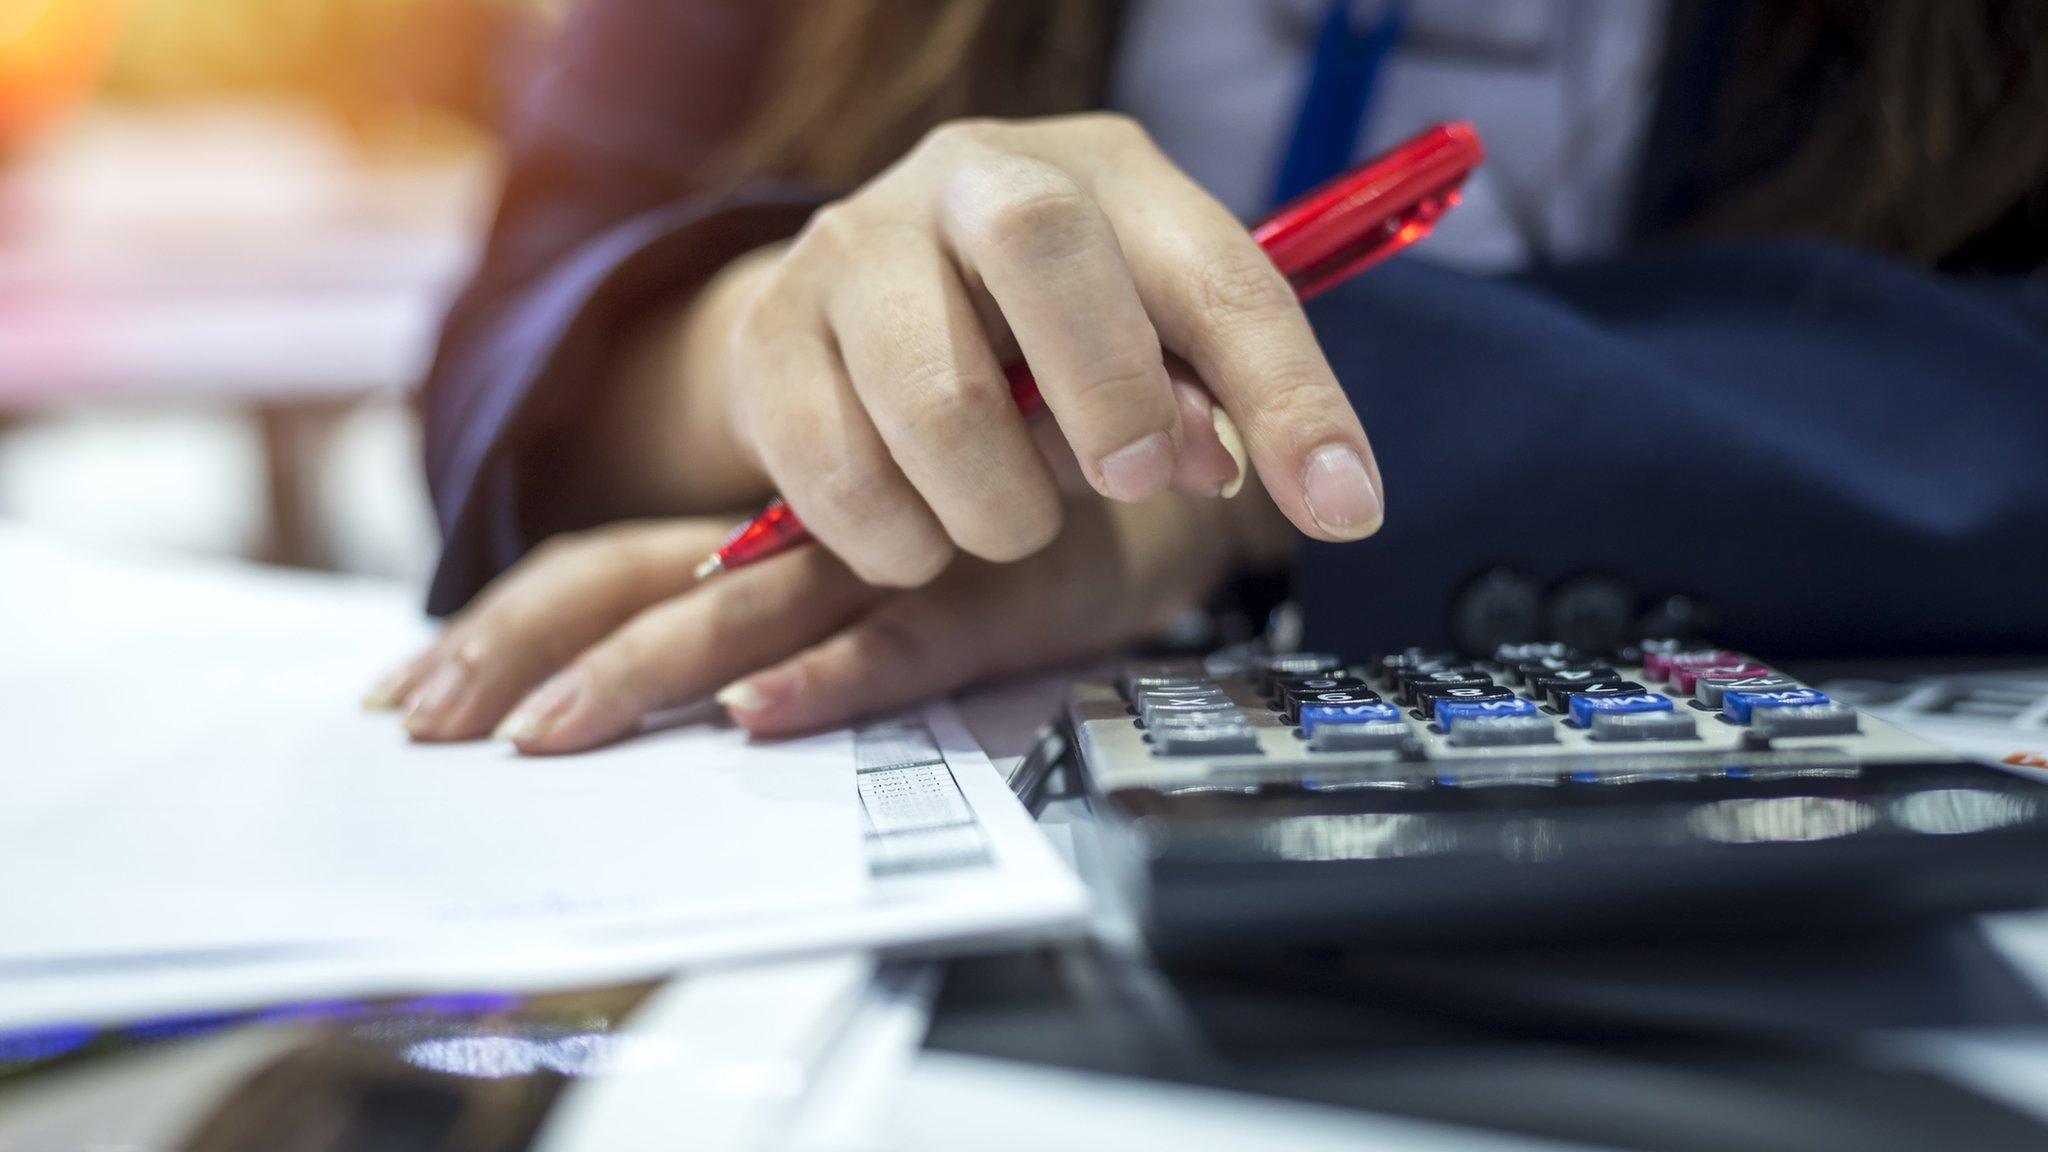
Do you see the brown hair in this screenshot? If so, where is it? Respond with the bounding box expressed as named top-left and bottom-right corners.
top-left (723, 0), bottom-right (2047, 267)
top-left (718, 0), bottom-right (1117, 187)
top-left (1701, 0), bottom-right (2048, 265)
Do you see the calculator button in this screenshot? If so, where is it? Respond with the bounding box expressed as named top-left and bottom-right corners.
top-left (1722, 687), bottom-right (1834, 725)
top-left (1525, 667), bottom-right (1621, 704)
top-left (1256, 652), bottom-right (1344, 691)
top-left (1750, 702), bottom-right (1860, 737)
top-left (1643, 648), bottom-right (1739, 682)
top-left (1670, 661), bottom-right (1772, 694)
top-left (1495, 641), bottom-right (1584, 665)
top-left (1286, 688), bottom-right (1384, 724)
top-left (1152, 722), bottom-right (1262, 756)
top-left (1395, 667), bottom-right (1492, 703)
top-left (1140, 695), bottom-right (1238, 726)
top-left (1299, 700), bottom-right (1404, 736)
top-left (1546, 679), bottom-right (1646, 711)
top-left (1435, 696), bottom-right (1543, 732)
top-left (1509, 655), bottom-right (1601, 686)
top-left (1567, 691), bottom-right (1674, 727)
top-left (1308, 719), bottom-right (1413, 752)
top-left (1273, 674), bottom-right (1370, 703)
top-left (1588, 710), bottom-right (1699, 742)
top-left (1694, 674), bottom-right (1799, 708)
top-left (1414, 683), bottom-right (1517, 719)
top-left (1120, 662), bottom-right (1207, 698)
top-left (1447, 714), bottom-right (1558, 747)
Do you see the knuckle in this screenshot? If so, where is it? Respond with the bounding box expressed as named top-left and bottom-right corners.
top-left (919, 117), bottom-right (1002, 158)
top-left (1063, 348), bottom-right (1170, 416)
top-left (809, 452), bottom-right (898, 526)
top-left (799, 201), bottom-right (866, 255)
top-left (847, 609), bottom-right (936, 669)
top-left (895, 366), bottom-right (1010, 444)
top-left (975, 179), bottom-right (1098, 264)
top-left (1190, 250), bottom-right (1296, 328)
top-left (1247, 365), bottom-right (1350, 440)
top-left (1073, 110), bottom-right (1151, 148)
top-left (959, 489), bottom-right (1063, 564)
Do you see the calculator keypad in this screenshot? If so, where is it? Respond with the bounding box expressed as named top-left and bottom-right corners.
top-left (1106, 638), bottom-right (1893, 774)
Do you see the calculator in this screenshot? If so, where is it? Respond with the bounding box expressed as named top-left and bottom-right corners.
top-left (1066, 641), bottom-right (2048, 949)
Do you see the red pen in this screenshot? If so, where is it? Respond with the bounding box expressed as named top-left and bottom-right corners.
top-left (695, 121), bottom-right (1485, 581)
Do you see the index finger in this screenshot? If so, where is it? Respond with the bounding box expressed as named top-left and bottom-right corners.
top-left (1085, 147), bottom-right (1384, 541)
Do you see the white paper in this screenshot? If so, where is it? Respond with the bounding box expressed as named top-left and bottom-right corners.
top-left (0, 527), bottom-right (1088, 1030)
top-left (0, 528), bottom-right (863, 1001)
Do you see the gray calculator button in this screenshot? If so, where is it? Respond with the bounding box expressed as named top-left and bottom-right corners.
top-left (1588, 710), bottom-right (1699, 742)
top-left (1141, 696), bottom-right (1237, 726)
top-left (1447, 715), bottom-right (1558, 747)
top-left (1308, 720), bottom-right (1413, 753)
top-left (1153, 722), bottom-right (1262, 756)
top-left (1751, 703), bottom-right (1860, 737)
top-left (1123, 668), bottom-right (1209, 698)
top-left (1695, 675), bottom-right (1798, 708)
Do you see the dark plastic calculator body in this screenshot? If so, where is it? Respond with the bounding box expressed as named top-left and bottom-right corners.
top-left (1068, 642), bottom-right (2048, 949)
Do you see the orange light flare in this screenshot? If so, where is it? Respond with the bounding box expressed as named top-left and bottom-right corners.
top-left (0, 0), bottom-right (127, 158)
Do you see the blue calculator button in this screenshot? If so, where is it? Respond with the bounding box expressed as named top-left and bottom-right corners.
top-left (1722, 687), bottom-right (1831, 724)
top-left (1568, 692), bottom-right (1673, 728)
top-left (1299, 700), bottom-right (1403, 736)
top-left (1435, 696), bottom-right (1542, 732)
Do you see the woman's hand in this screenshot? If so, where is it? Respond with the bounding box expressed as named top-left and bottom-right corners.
top-left (367, 493), bottom-right (1283, 751)
top-left (567, 113), bottom-right (1384, 583)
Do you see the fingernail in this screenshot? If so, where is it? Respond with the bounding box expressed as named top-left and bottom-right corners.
top-left (1212, 408), bottom-right (1248, 499)
top-left (1301, 443), bottom-right (1382, 538)
top-left (403, 661), bottom-right (468, 733)
top-left (715, 680), bottom-right (769, 713)
top-left (495, 672), bottom-right (586, 744)
top-left (1095, 432), bottom-right (1174, 501)
top-left (363, 664), bottom-right (414, 711)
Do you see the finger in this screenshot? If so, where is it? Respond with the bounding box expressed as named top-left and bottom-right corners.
top-left (400, 522), bottom-right (724, 742)
top-left (1090, 146), bottom-right (1384, 540)
top-left (932, 144), bottom-right (1181, 503)
top-left (499, 545), bottom-right (881, 754)
top-left (363, 644), bottom-right (446, 711)
top-left (730, 275), bottom-right (955, 587)
top-left (715, 595), bottom-right (989, 737)
top-left (824, 236), bottom-right (1064, 562)
top-left (1167, 368), bottom-right (1244, 499)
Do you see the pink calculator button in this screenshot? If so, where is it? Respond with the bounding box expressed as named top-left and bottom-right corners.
top-left (1672, 662), bottom-right (1771, 694)
top-left (1644, 649), bottom-right (1738, 681)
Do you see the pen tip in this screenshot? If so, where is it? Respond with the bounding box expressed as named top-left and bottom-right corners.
top-left (693, 554), bottom-right (723, 582)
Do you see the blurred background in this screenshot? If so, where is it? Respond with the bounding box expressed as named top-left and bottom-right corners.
top-left (0, 0), bottom-right (556, 580)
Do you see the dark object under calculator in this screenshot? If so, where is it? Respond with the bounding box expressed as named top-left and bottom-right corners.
top-left (1067, 641), bottom-right (2048, 949)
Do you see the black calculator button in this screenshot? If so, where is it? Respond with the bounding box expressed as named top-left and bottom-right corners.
top-left (1413, 683), bottom-right (1517, 719)
top-left (1373, 650), bottom-right (1458, 685)
top-left (1275, 675), bottom-right (1371, 711)
top-left (1552, 681), bottom-right (1648, 711)
top-left (1396, 668), bottom-right (1493, 705)
top-left (1284, 688), bottom-right (1382, 724)
top-left (1526, 667), bottom-right (1621, 704)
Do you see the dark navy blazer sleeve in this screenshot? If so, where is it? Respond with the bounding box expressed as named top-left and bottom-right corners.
top-left (420, 0), bottom-right (816, 616)
top-left (1298, 241), bottom-right (2048, 659)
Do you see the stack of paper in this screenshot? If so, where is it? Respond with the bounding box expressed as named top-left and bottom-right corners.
top-left (0, 525), bottom-right (1089, 1032)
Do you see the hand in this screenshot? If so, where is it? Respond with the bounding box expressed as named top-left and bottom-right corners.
top-left (367, 495), bottom-right (1281, 751)
top-left (569, 113), bottom-right (1383, 583)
